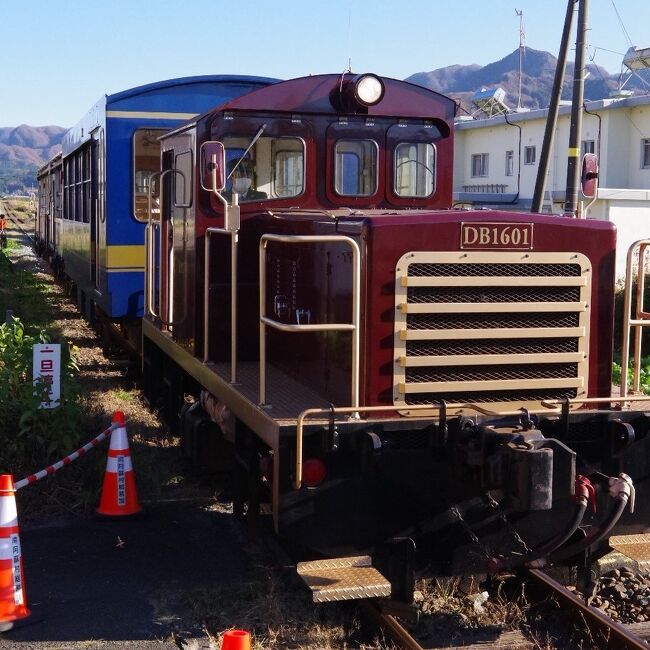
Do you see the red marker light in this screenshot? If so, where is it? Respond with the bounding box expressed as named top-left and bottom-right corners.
top-left (302, 458), bottom-right (327, 488)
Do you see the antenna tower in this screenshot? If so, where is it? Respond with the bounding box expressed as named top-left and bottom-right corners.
top-left (516, 9), bottom-right (526, 110)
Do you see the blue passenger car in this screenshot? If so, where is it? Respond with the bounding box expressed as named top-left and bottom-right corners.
top-left (55, 75), bottom-right (277, 323)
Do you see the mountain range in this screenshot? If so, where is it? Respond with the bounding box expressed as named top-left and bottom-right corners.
top-left (407, 47), bottom-right (649, 115)
top-left (2, 47), bottom-right (649, 194)
top-left (0, 125), bottom-right (66, 194)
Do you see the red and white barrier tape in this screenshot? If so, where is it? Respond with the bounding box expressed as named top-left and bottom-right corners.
top-left (15, 422), bottom-right (118, 490)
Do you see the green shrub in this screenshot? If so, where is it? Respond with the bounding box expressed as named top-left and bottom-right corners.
top-left (0, 317), bottom-right (84, 474)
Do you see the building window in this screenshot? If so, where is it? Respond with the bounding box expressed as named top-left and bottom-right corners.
top-left (471, 153), bottom-right (489, 177)
top-left (582, 140), bottom-right (595, 156)
top-left (642, 139), bottom-right (650, 169)
top-left (524, 146), bottom-right (536, 165)
top-left (505, 150), bottom-right (514, 176)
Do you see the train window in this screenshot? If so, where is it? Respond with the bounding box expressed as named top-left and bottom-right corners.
top-left (133, 129), bottom-right (165, 222)
top-left (221, 136), bottom-right (304, 201)
top-left (273, 141), bottom-right (304, 198)
top-left (394, 143), bottom-right (435, 197)
top-left (334, 139), bottom-right (377, 196)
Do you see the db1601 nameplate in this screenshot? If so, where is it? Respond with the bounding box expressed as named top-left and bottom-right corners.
top-left (461, 222), bottom-right (533, 250)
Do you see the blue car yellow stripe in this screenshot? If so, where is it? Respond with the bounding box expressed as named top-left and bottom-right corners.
top-left (106, 245), bottom-right (145, 272)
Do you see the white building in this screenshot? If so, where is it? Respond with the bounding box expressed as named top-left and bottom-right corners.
top-left (453, 94), bottom-right (650, 278)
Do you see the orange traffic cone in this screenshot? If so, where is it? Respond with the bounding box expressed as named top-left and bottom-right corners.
top-left (96, 411), bottom-right (142, 518)
top-left (0, 474), bottom-right (33, 630)
top-left (222, 630), bottom-right (251, 650)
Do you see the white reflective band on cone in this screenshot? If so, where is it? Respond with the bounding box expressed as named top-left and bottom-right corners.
top-left (0, 534), bottom-right (20, 561)
top-left (0, 498), bottom-right (17, 527)
top-left (109, 427), bottom-right (129, 451)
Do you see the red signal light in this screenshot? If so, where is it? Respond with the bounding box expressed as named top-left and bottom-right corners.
top-left (302, 458), bottom-right (327, 488)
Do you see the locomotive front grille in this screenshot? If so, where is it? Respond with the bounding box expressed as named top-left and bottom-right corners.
top-left (393, 251), bottom-right (591, 414)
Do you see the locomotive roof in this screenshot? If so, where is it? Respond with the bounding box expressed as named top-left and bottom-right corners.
top-left (205, 74), bottom-right (457, 122)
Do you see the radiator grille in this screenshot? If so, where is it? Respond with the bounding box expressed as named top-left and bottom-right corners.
top-left (394, 251), bottom-right (591, 414)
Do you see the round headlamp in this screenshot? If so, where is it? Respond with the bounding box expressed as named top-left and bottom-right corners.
top-left (354, 74), bottom-right (385, 106)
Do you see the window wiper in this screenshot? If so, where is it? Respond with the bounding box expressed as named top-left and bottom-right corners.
top-left (227, 124), bottom-right (267, 179)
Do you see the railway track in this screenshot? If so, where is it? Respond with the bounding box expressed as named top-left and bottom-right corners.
top-left (357, 567), bottom-right (650, 650)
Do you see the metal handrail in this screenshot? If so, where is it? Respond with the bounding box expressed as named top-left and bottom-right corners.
top-left (204, 227), bottom-right (238, 383)
top-left (259, 234), bottom-right (361, 409)
top-left (145, 176), bottom-right (161, 318)
top-left (620, 239), bottom-right (650, 398)
top-left (145, 169), bottom-right (186, 327)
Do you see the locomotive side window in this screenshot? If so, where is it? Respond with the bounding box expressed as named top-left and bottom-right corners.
top-left (394, 142), bottom-right (435, 197)
top-left (334, 139), bottom-right (378, 197)
top-left (133, 128), bottom-right (165, 222)
top-left (174, 150), bottom-right (193, 208)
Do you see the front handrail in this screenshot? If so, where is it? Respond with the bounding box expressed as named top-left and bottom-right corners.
top-left (292, 393), bottom-right (650, 489)
top-left (204, 227), bottom-right (238, 383)
top-left (259, 234), bottom-right (361, 410)
top-left (620, 239), bottom-right (650, 398)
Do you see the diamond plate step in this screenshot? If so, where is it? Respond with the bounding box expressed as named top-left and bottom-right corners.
top-left (297, 555), bottom-right (391, 602)
top-left (609, 534), bottom-right (650, 572)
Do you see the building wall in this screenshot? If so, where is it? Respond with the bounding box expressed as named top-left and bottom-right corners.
top-left (454, 96), bottom-right (650, 278)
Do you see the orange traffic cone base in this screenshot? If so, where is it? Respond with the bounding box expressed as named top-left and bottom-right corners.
top-left (222, 629), bottom-right (251, 650)
top-left (0, 603), bottom-right (41, 632)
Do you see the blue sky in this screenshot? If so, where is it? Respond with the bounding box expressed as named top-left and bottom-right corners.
top-left (1, 0), bottom-right (648, 127)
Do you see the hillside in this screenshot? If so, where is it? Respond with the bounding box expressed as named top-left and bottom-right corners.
top-left (407, 47), bottom-right (650, 115)
top-left (0, 125), bottom-right (65, 194)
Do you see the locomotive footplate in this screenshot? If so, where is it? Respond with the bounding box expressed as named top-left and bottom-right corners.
top-left (297, 556), bottom-right (391, 602)
top-left (609, 534), bottom-right (650, 573)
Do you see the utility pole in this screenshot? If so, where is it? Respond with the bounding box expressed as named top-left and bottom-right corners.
top-left (564, 0), bottom-right (589, 216)
top-left (531, 0), bottom-right (576, 213)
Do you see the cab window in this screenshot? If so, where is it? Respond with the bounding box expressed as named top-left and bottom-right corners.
top-left (334, 139), bottom-right (377, 196)
top-left (394, 142), bottom-right (435, 197)
top-left (222, 136), bottom-right (304, 202)
top-left (133, 128), bottom-right (165, 222)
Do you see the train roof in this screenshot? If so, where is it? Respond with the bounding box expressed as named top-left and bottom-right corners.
top-left (63, 74), bottom-right (280, 155)
top-left (105, 74), bottom-right (279, 111)
top-left (204, 74), bottom-right (457, 124)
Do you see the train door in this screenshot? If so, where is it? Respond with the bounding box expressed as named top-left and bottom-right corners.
top-left (160, 131), bottom-right (196, 352)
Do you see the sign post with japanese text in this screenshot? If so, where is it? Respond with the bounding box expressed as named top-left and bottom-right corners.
top-left (32, 344), bottom-right (61, 409)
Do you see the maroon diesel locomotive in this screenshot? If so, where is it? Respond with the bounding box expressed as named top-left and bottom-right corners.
top-left (142, 73), bottom-right (647, 601)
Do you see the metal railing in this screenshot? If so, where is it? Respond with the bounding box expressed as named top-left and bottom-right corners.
top-left (461, 183), bottom-right (509, 193)
top-left (258, 234), bottom-right (361, 410)
top-left (620, 239), bottom-right (650, 398)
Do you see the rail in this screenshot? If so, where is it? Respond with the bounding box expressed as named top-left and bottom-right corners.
top-left (204, 227), bottom-right (238, 383)
top-left (526, 568), bottom-right (648, 649)
top-left (621, 239), bottom-right (650, 398)
top-left (258, 234), bottom-right (361, 409)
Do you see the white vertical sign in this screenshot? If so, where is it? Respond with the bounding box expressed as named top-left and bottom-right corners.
top-left (33, 343), bottom-right (61, 409)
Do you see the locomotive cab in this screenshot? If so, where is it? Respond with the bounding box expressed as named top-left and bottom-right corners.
top-left (142, 72), bottom-right (650, 602)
